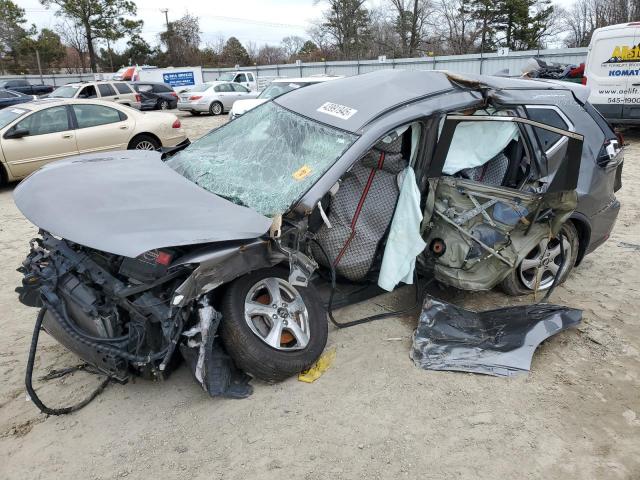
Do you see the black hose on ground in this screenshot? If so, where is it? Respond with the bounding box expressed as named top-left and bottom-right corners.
top-left (25, 307), bottom-right (111, 416)
top-left (309, 239), bottom-right (429, 329)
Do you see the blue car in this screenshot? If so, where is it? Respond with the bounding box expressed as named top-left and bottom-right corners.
top-left (0, 89), bottom-right (35, 109)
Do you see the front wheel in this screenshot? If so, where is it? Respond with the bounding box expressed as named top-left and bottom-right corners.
top-left (158, 100), bottom-right (169, 110)
top-left (501, 222), bottom-right (579, 296)
top-left (219, 268), bottom-right (328, 383)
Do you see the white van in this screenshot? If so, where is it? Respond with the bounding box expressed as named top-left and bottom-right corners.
top-left (585, 22), bottom-right (640, 124)
top-left (216, 71), bottom-right (257, 91)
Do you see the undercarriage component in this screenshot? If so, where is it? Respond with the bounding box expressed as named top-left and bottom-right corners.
top-left (411, 294), bottom-right (582, 376)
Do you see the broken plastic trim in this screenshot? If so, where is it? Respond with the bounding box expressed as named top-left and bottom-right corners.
top-left (411, 295), bottom-right (582, 376)
top-left (179, 297), bottom-right (252, 398)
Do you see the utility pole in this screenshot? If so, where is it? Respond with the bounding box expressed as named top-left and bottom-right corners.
top-left (35, 49), bottom-right (44, 84)
top-left (161, 9), bottom-right (171, 61)
top-left (106, 38), bottom-right (114, 71)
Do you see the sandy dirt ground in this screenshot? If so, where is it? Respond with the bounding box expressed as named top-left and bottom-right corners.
top-left (0, 112), bottom-right (638, 480)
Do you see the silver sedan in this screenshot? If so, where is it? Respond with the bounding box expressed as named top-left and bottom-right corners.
top-left (177, 81), bottom-right (259, 116)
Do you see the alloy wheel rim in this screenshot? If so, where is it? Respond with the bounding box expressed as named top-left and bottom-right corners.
top-left (212, 104), bottom-right (221, 114)
top-left (244, 277), bottom-right (310, 351)
top-left (518, 234), bottom-right (571, 291)
top-left (160, 101), bottom-right (168, 110)
top-left (135, 140), bottom-right (156, 150)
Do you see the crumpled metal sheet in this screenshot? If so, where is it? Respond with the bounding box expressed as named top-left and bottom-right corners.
top-left (410, 295), bottom-right (582, 377)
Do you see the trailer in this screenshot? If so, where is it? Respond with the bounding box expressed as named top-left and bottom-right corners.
top-left (113, 66), bottom-right (204, 92)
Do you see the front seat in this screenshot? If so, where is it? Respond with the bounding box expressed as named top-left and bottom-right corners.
top-left (312, 136), bottom-right (407, 282)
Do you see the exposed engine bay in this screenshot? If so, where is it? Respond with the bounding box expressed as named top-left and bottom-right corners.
top-left (18, 232), bottom-right (253, 404)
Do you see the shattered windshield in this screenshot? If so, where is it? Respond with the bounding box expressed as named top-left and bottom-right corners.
top-left (50, 85), bottom-right (79, 98)
top-left (167, 102), bottom-right (357, 217)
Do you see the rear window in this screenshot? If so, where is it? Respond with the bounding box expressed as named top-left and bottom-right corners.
top-left (114, 83), bottom-right (132, 94)
top-left (154, 84), bottom-right (174, 93)
top-left (584, 102), bottom-right (617, 139)
top-left (527, 107), bottom-right (570, 150)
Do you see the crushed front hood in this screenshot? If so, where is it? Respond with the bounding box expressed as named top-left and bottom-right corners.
top-left (14, 150), bottom-right (272, 258)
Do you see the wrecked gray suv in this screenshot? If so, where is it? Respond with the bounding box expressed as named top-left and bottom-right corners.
top-left (15, 70), bottom-right (623, 399)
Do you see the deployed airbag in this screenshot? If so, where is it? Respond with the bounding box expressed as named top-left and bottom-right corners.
top-left (411, 295), bottom-right (582, 376)
top-left (442, 119), bottom-right (518, 175)
top-left (377, 167), bottom-right (426, 291)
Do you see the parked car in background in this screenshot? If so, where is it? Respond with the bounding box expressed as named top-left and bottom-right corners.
top-left (583, 22), bottom-right (640, 124)
top-left (216, 71), bottom-right (257, 90)
top-left (0, 98), bottom-right (186, 185)
top-left (49, 81), bottom-right (142, 109)
top-left (229, 76), bottom-right (342, 120)
top-left (0, 79), bottom-right (54, 96)
top-left (131, 82), bottom-right (178, 110)
top-left (177, 81), bottom-right (259, 116)
top-left (0, 89), bottom-right (36, 109)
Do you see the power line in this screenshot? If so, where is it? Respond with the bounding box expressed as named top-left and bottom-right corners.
top-left (24, 8), bottom-right (308, 30)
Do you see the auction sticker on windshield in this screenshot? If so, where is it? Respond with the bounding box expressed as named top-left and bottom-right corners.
top-left (292, 165), bottom-right (312, 181)
top-left (317, 102), bottom-right (357, 120)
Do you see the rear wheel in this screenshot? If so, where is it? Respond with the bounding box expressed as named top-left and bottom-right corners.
top-left (158, 99), bottom-right (169, 110)
top-left (501, 222), bottom-right (579, 296)
top-left (128, 134), bottom-right (160, 151)
top-left (220, 268), bottom-right (328, 383)
top-left (209, 101), bottom-right (223, 116)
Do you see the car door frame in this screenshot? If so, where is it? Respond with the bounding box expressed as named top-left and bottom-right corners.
top-left (68, 103), bottom-right (133, 153)
top-left (214, 83), bottom-right (235, 110)
top-left (1, 104), bottom-right (78, 179)
top-left (421, 114), bottom-right (584, 290)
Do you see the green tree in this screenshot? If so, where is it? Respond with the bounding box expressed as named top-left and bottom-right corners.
top-left (299, 40), bottom-right (319, 56)
top-left (125, 34), bottom-right (153, 65)
top-left (21, 28), bottom-right (66, 72)
top-left (315, 0), bottom-right (371, 59)
top-left (469, 0), bottom-right (502, 53)
top-left (160, 13), bottom-right (201, 66)
top-left (40, 0), bottom-right (143, 72)
top-left (221, 37), bottom-right (250, 66)
top-left (0, 0), bottom-right (34, 72)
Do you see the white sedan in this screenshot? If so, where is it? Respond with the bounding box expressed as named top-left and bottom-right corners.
top-left (0, 98), bottom-right (187, 184)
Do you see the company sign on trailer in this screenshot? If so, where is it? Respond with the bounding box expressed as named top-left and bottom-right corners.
top-left (163, 71), bottom-right (196, 87)
top-left (136, 67), bottom-right (203, 89)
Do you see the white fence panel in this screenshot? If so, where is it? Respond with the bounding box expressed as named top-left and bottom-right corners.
top-left (0, 48), bottom-right (588, 88)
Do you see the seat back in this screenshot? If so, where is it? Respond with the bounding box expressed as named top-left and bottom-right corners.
top-left (312, 136), bottom-right (407, 281)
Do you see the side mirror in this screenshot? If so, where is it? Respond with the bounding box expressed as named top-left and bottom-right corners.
top-left (5, 128), bottom-right (29, 139)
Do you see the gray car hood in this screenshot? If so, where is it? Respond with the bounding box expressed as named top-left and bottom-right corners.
top-left (13, 150), bottom-right (272, 258)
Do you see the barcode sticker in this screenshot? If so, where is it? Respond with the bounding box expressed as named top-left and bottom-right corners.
top-left (317, 102), bottom-right (357, 120)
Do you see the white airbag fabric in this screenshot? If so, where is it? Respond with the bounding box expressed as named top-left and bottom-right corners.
top-left (378, 168), bottom-right (427, 291)
top-left (442, 120), bottom-right (518, 175)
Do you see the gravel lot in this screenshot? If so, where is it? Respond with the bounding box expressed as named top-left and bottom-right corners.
top-left (0, 111), bottom-right (638, 480)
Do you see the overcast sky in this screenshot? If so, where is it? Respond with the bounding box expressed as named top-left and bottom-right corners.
top-left (20, 0), bottom-right (577, 49)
